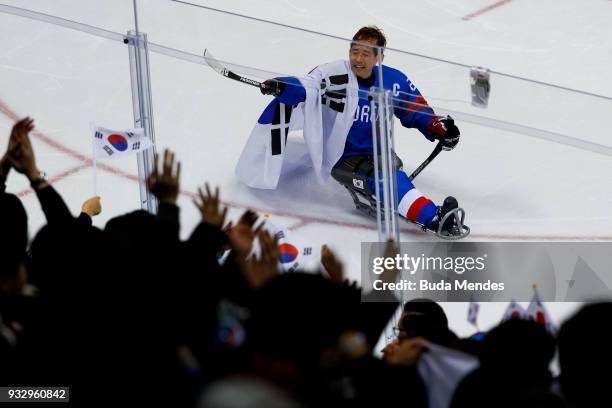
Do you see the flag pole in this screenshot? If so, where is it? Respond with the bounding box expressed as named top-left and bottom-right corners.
top-left (90, 123), bottom-right (98, 196)
top-left (93, 154), bottom-right (98, 196)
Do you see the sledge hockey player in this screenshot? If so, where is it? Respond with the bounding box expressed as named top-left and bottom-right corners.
top-left (236, 26), bottom-right (468, 239)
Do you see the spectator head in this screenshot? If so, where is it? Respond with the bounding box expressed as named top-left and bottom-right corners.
top-left (481, 319), bottom-right (555, 383)
top-left (558, 302), bottom-right (612, 407)
top-left (247, 273), bottom-right (360, 376)
top-left (451, 320), bottom-right (556, 408)
top-left (104, 209), bottom-right (156, 247)
top-left (402, 298), bottom-right (449, 327)
top-left (397, 299), bottom-right (455, 345)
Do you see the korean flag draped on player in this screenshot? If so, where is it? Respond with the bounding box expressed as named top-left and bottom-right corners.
top-left (235, 60), bottom-right (358, 189)
top-left (92, 126), bottom-right (151, 159)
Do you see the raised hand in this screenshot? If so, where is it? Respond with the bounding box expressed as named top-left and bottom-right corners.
top-left (227, 209), bottom-right (264, 259)
top-left (193, 183), bottom-right (228, 228)
top-left (81, 195), bottom-right (102, 217)
top-left (147, 149), bottom-right (181, 204)
top-left (237, 209), bottom-right (259, 229)
top-left (0, 120), bottom-right (21, 179)
top-left (381, 338), bottom-right (400, 361)
top-left (384, 336), bottom-right (427, 367)
top-left (321, 244), bottom-right (344, 284)
top-left (242, 229), bottom-right (279, 289)
top-left (6, 117), bottom-right (38, 181)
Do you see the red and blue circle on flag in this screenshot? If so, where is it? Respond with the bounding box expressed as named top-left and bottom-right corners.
top-left (107, 134), bottom-right (128, 151)
top-left (278, 243), bottom-right (299, 264)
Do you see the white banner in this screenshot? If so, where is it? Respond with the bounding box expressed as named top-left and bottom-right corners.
top-left (418, 342), bottom-right (479, 408)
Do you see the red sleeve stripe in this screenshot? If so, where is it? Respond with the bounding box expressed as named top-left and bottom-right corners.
top-left (407, 196), bottom-right (434, 222)
top-left (406, 95), bottom-right (429, 113)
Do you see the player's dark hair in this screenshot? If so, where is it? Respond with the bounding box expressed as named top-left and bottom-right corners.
top-left (352, 26), bottom-right (386, 55)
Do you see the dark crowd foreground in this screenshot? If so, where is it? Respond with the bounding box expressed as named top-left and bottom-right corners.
top-left (1, 118), bottom-right (610, 407)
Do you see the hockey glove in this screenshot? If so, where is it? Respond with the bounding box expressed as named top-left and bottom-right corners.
top-left (260, 78), bottom-right (285, 97)
top-left (427, 115), bottom-right (460, 151)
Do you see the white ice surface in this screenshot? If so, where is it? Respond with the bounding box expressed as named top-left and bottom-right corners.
top-left (1, 0), bottom-right (611, 338)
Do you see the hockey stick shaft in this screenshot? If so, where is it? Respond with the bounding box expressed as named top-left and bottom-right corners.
top-left (408, 142), bottom-right (443, 181)
top-left (218, 67), bottom-right (263, 88)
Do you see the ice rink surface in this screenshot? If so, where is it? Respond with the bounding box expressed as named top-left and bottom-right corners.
top-left (1, 0), bottom-right (611, 337)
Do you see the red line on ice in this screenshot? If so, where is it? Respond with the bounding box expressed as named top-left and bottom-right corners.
top-left (462, 0), bottom-right (513, 21)
top-left (15, 163), bottom-right (91, 198)
top-left (0, 99), bottom-right (139, 184)
top-left (2, 98), bottom-right (611, 241)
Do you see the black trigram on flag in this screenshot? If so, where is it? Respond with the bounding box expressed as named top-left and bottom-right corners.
top-left (274, 230), bottom-right (285, 240)
top-left (103, 145), bottom-right (114, 156)
top-left (132, 142), bottom-right (140, 150)
top-left (126, 132), bottom-right (135, 138)
top-left (321, 74), bottom-right (348, 113)
top-left (270, 103), bottom-right (293, 156)
top-left (303, 247), bottom-right (312, 256)
top-left (94, 131), bottom-right (103, 139)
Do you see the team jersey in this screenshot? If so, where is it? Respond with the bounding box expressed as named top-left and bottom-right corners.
top-left (271, 65), bottom-right (440, 227)
top-left (275, 64), bottom-right (437, 158)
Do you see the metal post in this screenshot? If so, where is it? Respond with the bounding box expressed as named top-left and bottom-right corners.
top-left (383, 90), bottom-right (400, 243)
top-left (370, 91), bottom-right (384, 242)
top-left (373, 48), bottom-right (403, 346)
top-left (127, 29), bottom-right (158, 213)
top-left (377, 85), bottom-right (392, 238)
top-left (370, 89), bottom-right (400, 242)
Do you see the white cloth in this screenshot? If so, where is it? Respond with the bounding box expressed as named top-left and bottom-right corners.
top-left (235, 60), bottom-right (358, 189)
top-left (418, 341), bottom-right (480, 408)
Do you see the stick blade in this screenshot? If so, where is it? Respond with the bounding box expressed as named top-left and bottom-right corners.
top-left (203, 49), bottom-right (226, 76)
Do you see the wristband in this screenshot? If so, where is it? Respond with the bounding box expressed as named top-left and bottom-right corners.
top-left (30, 171), bottom-right (48, 189)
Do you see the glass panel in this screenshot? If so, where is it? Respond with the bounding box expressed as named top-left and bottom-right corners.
top-left (383, 45), bottom-right (612, 239)
top-left (0, 0), bottom-right (134, 33)
top-left (138, 2), bottom-right (394, 276)
top-left (0, 10), bottom-right (138, 236)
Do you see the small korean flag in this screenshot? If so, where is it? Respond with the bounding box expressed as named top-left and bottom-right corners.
top-left (526, 286), bottom-right (557, 334)
top-left (93, 126), bottom-right (151, 159)
top-left (500, 300), bottom-right (526, 322)
top-left (467, 300), bottom-right (480, 327)
top-left (261, 214), bottom-right (321, 273)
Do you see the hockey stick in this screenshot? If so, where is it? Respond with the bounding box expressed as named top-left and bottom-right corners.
top-left (203, 49), bottom-right (282, 95)
top-left (408, 141), bottom-right (443, 181)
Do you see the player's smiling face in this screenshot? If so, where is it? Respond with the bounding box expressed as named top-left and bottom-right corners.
top-left (349, 38), bottom-right (383, 79)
